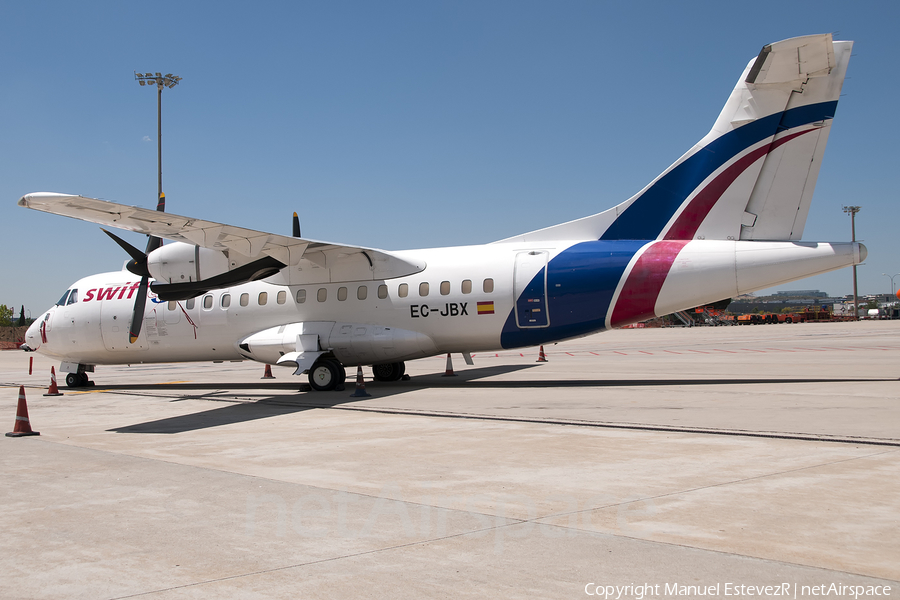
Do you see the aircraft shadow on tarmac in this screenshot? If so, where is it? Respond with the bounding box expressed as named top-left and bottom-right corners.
top-left (107, 364), bottom-right (535, 434)
top-left (105, 364), bottom-right (896, 434)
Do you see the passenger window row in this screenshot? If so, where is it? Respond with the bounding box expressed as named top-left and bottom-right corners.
top-left (175, 278), bottom-right (495, 310)
top-left (397, 278), bottom-right (493, 299)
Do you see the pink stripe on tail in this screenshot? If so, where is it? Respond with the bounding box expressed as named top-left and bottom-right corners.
top-left (610, 241), bottom-right (688, 328)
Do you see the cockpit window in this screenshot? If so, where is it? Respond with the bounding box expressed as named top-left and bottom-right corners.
top-left (56, 290), bottom-right (71, 306)
top-left (66, 289), bottom-right (78, 305)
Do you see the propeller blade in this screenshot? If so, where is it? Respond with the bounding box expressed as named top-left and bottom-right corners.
top-left (145, 235), bottom-right (162, 255)
top-left (292, 212), bottom-right (301, 238)
top-left (129, 276), bottom-right (149, 344)
top-left (145, 192), bottom-right (166, 254)
top-left (102, 228), bottom-right (152, 277)
top-left (102, 228), bottom-right (145, 264)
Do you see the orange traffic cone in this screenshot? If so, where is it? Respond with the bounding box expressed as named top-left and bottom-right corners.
top-left (442, 353), bottom-right (457, 377)
top-left (350, 365), bottom-right (371, 397)
top-left (536, 345), bottom-right (548, 362)
top-left (6, 386), bottom-right (39, 437)
top-left (261, 364), bottom-right (275, 379)
top-left (44, 366), bottom-right (64, 396)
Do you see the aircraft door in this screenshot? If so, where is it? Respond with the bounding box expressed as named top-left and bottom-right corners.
top-left (514, 251), bottom-right (549, 328)
top-left (100, 295), bottom-right (149, 351)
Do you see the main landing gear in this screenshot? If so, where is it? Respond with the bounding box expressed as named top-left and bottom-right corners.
top-left (306, 359), bottom-right (407, 391)
top-left (307, 358), bottom-right (347, 392)
top-left (371, 362), bottom-right (406, 382)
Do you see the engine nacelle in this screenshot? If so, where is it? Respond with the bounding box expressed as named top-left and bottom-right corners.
top-left (147, 242), bottom-right (229, 284)
top-left (146, 242), bottom-right (286, 300)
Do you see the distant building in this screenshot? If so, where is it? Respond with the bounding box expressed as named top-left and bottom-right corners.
top-left (774, 289), bottom-right (828, 298)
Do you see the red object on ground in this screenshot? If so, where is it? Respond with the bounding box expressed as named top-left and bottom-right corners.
top-left (442, 353), bottom-right (457, 377)
top-left (44, 366), bottom-right (64, 397)
top-left (6, 386), bottom-right (40, 437)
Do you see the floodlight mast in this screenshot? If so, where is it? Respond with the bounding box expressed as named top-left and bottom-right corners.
top-left (842, 205), bottom-right (861, 320)
top-left (134, 72), bottom-right (181, 211)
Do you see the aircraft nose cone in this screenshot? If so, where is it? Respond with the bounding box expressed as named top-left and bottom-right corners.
top-left (857, 242), bottom-right (868, 263)
top-left (24, 320), bottom-right (41, 350)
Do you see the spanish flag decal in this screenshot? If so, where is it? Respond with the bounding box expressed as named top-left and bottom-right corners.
top-left (477, 301), bottom-right (494, 315)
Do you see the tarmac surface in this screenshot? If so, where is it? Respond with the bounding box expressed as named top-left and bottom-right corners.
top-left (1, 320), bottom-right (898, 599)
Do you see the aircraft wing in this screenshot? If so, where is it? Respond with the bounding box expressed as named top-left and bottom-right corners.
top-left (18, 192), bottom-right (426, 281)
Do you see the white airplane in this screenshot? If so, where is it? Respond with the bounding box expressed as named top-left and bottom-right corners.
top-left (19, 33), bottom-right (864, 391)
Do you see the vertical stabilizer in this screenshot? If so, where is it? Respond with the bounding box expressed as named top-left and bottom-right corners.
top-left (498, 34), bottom-right (852, 244)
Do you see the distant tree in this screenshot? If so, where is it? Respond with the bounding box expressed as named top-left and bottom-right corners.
top-left (0, 305), bottom-right (14, 327)
top-left (17, 305), bottom-right (25, 327)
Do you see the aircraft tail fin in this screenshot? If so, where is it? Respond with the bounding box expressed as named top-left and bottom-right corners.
top-left (499, 34), bottom-right (852, 244)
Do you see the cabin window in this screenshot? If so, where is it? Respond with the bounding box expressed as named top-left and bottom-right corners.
top-left (398, 283), bottom-right (408, 298)
top-left (419, 282), bottom-right (429, 297)
top-left (440, 281), bottom-right (450, 296)
top-left (56, 290), bottom-right (70, 306)
top-left (317, 288), bottom-right (327, 302)
top-left (357, 286), bottom-right (367, 300)
top-left (337, 287), bottom-right (348, 301)
top-left (377, 284), bottom-right (388, 299)
top-left (258, 292), bottom-right (268, 306)
top-left (483, 278), bottom-right (494, 293)
top-left (203, 295), bottom-right (213, 309)
top-left (296, 289), bottom-right (307, 304)
top-left (168, 301), bottom-right (177, 311)
top-left (67, 289), bottom-right (78, 305)
top-left (461, 279), bottom-right (472, 294)
top-left (221, 294), bottom-right (231, 308)
top-left (240, 293), bottom-right (249, 307)
top-left (277, 291), bottom-right (286, 305)
top-left (186, 298), bottom-right (195, 310)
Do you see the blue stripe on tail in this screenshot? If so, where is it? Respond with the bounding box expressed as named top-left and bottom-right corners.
top-left (600, 101), bottom-right (838, 241)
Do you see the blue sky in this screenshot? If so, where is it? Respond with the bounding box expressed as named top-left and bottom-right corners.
top-left (2, 1), bottom-right (898, 315)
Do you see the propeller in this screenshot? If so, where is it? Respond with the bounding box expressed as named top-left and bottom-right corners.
top-left (102, 192), bottom-right (166, 344)
top-left (292, 212), bottom-right (301, 238)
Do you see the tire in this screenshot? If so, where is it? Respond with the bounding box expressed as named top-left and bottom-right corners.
top-left (329, 359), bottom-right (346, 385)
top-left (66, 373), bottom-right (80, 388)
top-left (308, 360), bottom-right (340, 391)
top-left (372, 362), bottom-right (405, 382)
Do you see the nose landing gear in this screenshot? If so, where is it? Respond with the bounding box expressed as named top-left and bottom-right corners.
top-left (65, 372), bottom-right (92, 387)
top-left (64, 365), bottom-right (94, 388)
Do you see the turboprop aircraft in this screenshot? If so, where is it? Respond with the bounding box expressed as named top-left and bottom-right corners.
top-left (19, 33), bottom-right (865, 391)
